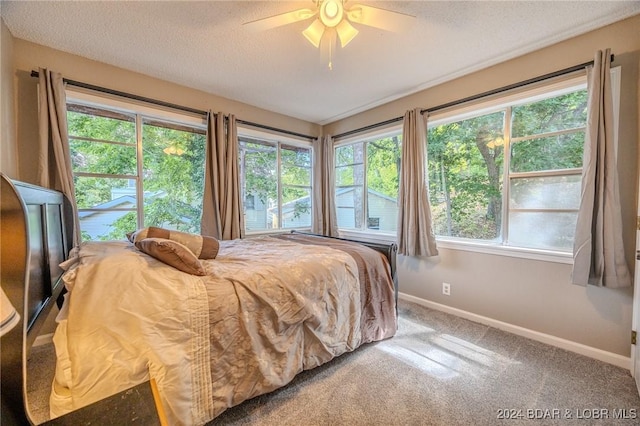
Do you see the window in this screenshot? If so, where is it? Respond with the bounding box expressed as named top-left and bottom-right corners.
top-left (335, 129), bottom-right (402, 234)
top-left (427, 79), bottom-right (588, 252)
top-left (239, 133), bottom-right (312, 233)
top-left (67, 95), bottom-right (206, 241)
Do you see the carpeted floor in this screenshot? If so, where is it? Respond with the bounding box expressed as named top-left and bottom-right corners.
top-left (26, 343), bottom-right (56, 424)
top-left (28, 299), bottom-right (640, 425)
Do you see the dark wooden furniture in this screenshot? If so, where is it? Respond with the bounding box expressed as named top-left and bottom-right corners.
top-left (1, 173), bottom-right (74, 425)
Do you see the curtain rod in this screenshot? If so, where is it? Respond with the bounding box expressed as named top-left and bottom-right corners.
top-left (30, 70), bottom-right (317, 141)
top-left (31, 70), bottom-right (207, 116)
top-left (236, 119), bottom-right (316, 140)
top-left (332, 116), bottom-right (404, 140)
top-left (333, 54), bottom-right (612, 140)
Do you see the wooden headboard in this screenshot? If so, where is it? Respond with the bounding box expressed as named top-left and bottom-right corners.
top-left (1, 173), bottom-right (74, 424)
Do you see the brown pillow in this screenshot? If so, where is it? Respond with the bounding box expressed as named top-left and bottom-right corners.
top-left (127, 227), bottom-right (219, 259)
top-left (135, 238), bottom-right (206, 276)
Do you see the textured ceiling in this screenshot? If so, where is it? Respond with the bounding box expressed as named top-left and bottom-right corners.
top-left (2, 1), bottom-right (639, 125)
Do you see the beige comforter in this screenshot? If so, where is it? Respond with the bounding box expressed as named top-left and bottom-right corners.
top-left (50, 236), bottom-right (396, 425)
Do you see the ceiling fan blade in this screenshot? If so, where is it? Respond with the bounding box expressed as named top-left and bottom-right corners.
top-left (243, 8), bottom-right (316, 32)
top-left (346, 4), bottom-right (415, 32)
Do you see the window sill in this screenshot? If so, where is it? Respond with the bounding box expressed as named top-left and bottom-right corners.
top-left (244, 228), bottom-right (311, 238)
top-left (336, 230), bottom-right (573, 264)
top-left (435, 238), bottom-right (573, 264)
top-left (337, 230), bottom-right (398, 245)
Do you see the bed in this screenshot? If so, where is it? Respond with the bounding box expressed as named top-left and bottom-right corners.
top-left (0, 174), bottom-right (398, 425)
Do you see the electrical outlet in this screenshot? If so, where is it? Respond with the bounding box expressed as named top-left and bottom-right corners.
top-left (442, 282), bottom-right (451, 296)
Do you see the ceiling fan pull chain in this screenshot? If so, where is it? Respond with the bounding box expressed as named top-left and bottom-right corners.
top-left (328, 40), bottom-right (333, 70)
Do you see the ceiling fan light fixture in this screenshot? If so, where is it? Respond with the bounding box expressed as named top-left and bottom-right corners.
top-left (336, 19), bottom-right (358, 47)
top-left (245, 1), bottom-right (416, 69)
top-left (320, 0), bottom-right (344, 27)
top-left (303, 18), bottom-right (325, 48)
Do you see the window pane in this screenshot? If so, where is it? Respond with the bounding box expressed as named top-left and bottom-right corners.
top-left (67, 110), bottom-right (135, 143)
top-left (335, 142), bottom-right (365, 230)
top-left (69, 105), bottom-right (138, 242)
top-left (510, 175), bottom-right (581, 210)
top-left (427, 111), bottom-right (505, 240)
top-left (335, 143), bottom-right (364, 186)
top-left (240, 139), bottom-right (278, 231)
top-left (336, 186), bottom-right (363, 229)
top-left (281, 187), bottom-right (311, 228)
top-left (74, 176), bottom-right (138, 241)
top-left (511, 90), bottom-right (588, 138)
top-left (336, 164), bottom-right (364, 186)
top-left (70, 139), bottom-right (137, 175)
top-left (508, 211), bottom-right (577, 251)
top-left (335, 144), bottom-right (363, 167)
top-left (510, 132), bottom-right (584, 173)
top-left (366, 135), bottom-right (401, 232)
top-left (281, 144), bottom-right (311, 186)
top-left (80, 211), bottom-right (137, 242)
top-left (142, 121), bottom-right (206, 233)
top-left (74, 176), bottom-right (134, 209)
top-left (281, 144), bottom-right (311, 228)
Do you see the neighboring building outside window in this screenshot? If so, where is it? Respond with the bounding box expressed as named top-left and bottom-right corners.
top-left (238, 131), bottom-right (313, 233)
top-left (66, 91), bottom-right (206, 241)
top-left (334, 128), bottom-right (402, 235)
top-left (427, 77), bottom-right (589, 252)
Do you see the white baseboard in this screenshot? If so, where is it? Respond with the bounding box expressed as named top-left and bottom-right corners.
top-left (398, 292), bottom-right (630, 370)
top-left (33, 333), bottom-right (54, 347)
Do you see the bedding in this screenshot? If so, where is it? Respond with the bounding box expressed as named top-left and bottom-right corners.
top-left (127, 226), bottom-right (220, 259)
top-left (50, 235), bottom-right (396, 425)
top-left (134, 237), bottom-right (206, 275)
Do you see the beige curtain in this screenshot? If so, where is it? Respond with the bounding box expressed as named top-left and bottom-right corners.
top-left (37, 68), bottom-right (81, 247)
top-left (397, 108), bottom-right (438, 257)
top-left (201, 112), bottom-right (244, 240)
top-left (311, 135), bottom-right (338, 236)
top-left (572, 49), bottom-right (630, 288)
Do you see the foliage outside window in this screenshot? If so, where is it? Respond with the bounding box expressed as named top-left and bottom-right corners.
top-left (67, 103), bottom-right (206, 241)
top-left (427, 85), bottom-right (587, 252)
top-left (239, 136), bottom-right (312, 232)
top-left (335, 131), bottom-right (402, 234)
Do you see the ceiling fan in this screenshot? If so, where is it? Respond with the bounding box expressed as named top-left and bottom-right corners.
top-left (244, 1), bottom-right (415, 67)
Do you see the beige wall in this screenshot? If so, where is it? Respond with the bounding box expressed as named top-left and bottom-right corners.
top-left (326, 15), bottom-right (640, 357)
top-left (12, 38), bottom-right (321, 185)
top-left (1, 18), bottom-right (17, 178)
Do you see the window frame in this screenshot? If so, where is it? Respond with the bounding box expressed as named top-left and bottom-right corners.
top-left (237, 126), bottom-right (314, 235)
top-left (426, 68), bottom-right (621, 263)
top-left (66, 88), bottom-right (207, 240)
top-left (334, 124), bottom-right (403, 240)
